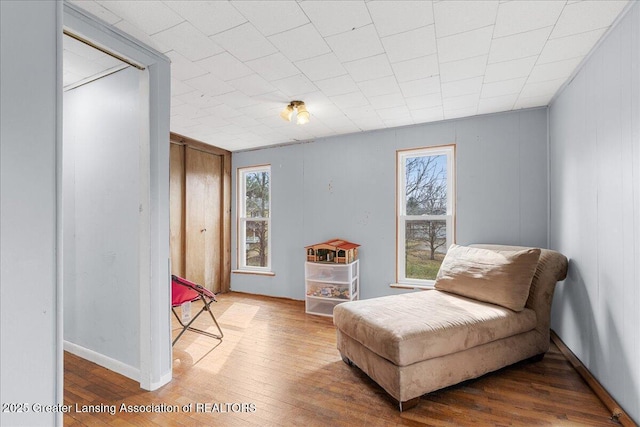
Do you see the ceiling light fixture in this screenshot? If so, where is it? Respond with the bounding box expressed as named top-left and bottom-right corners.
top-left (280, 100), bottom-right (309, 125)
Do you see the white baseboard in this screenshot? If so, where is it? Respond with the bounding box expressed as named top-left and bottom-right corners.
top-left (64, 340), bottom-right (140, 383)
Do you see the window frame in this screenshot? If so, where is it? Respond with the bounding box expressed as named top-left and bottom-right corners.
top-left (237, 164), bottom-right (272, 272)
top-left (396, 145), bottom-right (456, 287)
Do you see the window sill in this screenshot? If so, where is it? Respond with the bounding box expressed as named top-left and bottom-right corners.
top-left (232, 269), bottom-right (275, 277)
top-left (389, 283), bottom-right (435, 291)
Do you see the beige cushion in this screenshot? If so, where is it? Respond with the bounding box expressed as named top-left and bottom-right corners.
top-left (333, 290), bottom-right (537, 367)
top-left (434, 244), bottom-right (541, 312)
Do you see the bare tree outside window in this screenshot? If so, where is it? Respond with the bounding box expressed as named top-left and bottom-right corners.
top-left (244, 171), bottom-right (269, 267)
top-left (239, 166), bottom-right (271, 271)
top-left (398, 147), bottom-right (454, 284)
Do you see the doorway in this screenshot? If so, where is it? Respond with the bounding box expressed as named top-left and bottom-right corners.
top-left (61, 3), bottom-right (172, 391)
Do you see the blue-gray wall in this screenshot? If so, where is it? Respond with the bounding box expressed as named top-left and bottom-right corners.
top-left (231, 108), bottom-right (549, 300)
top-left (0, 1), bottom-right (61, 426)
top-left (64, 68), bottom-right (141, 377)
top-left (549, 2), bottom-right (639, 422)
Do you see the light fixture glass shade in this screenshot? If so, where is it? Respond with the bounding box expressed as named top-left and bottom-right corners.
top-left (296, 103), bottom-right (310, 125)
top-left (280, 104), bottom-right (293, 122)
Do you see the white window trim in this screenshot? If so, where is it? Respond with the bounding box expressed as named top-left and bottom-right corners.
top-left (237, 165), bottom-right (272, 272)
top-left (396, 145), bottom-right (456, 287)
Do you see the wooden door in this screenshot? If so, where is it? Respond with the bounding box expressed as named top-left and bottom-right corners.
top-left (185, 147), bottom-right (223, 292)
top-left (169, 143), bottom-right (185, 278)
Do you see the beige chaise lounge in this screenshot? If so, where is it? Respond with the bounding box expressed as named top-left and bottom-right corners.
top-left (333, 244), bottom-right (568, 411)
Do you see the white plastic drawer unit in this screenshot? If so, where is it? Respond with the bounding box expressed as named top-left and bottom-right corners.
top-left (305, 261), bottom-right (358, 283)
top-left (305, 260), bottom-right (359, 317)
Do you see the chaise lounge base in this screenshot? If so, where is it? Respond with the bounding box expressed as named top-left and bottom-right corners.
top-left (333, 245), bottom-right (568, 410)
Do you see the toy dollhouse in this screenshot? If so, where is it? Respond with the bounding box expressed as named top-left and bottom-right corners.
top-left (305, 239), bottom-right (360, 264)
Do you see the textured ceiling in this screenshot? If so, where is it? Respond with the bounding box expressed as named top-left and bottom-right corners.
top-left (66, 0), bottom-right (631, 151)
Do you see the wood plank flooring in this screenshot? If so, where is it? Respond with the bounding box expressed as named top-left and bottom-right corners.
top-left (64, 292), bottom-right (621, 426)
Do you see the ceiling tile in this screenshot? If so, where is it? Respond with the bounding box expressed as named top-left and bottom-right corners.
top-left (527, 57), bottom-right (583, 83)
top-left (295, 53), bottom-right (347, 82)
top-left (331, 92), bottom-right (370, 109)
top-left (211, 91), bottom-right (261, 109)
top-left (164, 1), bottom-right (247, 36)
top-left (271, 74), bottom-right (319, 98)
top-left (444, 106), bottom-right (478, 120)
top-left (268, 24), bottom-right (331, 62)
top-left (325, 24), bottom-right (385, 62)
top-left (171, 115), bottom-right (202, 130)
top-left (343, 104), bottom-right (379, 120)
top-left (477, 94), bottom-right (519, 114)
top-left (246, 53), bottom-right (301, 82)
top-left (381, 25), bottom-right (437, 63)
top-left (173, 92), bottom-right (223, 111)
top-left (309, 104), bottom-right (347, 121)
top-left (480, 78), bottom-right (527, 98)
top-left (232, 1), bottom-right (308, 36)
top-left (184, 74), bottom-right (235, 97)
top-left (343, 54), bottom-right (394, 82)
top-left (314, 75), bottom-right (360, 97)
top-left (513, 94), bottom-right (552, 109)
top-left (298, 91), bottom-right (335, 107)
top-left (441, 76), bottom-right (483, 98)
top-left (227, 114), bottom-right (260, 127)
top-left (299, 1), bottom-right (371, 37)
top-left (488, 26), bottom-right (553, 64)
top-left (411, 106), bottom-right (444, 123)
top-left (70, 0), bottom-right (627, 151)
top-left (382, 116), bottom-right (416, 128)
top-left (405, 93), bottom-right (442, 110)
top-left (227, 74), bottom-right (277, 97)
top-left (437, 26), bottom-right (493, 63)
top-left (538, 29), bottom-right (606, 64)
top-left (399, 76), bottom-right (441, 97)
top-left (440, 55), bottom-right (488, 83)
top-left (195, 52), bottom-right (254, 82)
top-left (357, 76), bottom-right (400, 98)
top-left (493, 0), bottom-right (564, 38)
top-left (484, 56), bottom-right (537, 83)
top-left (391, 55), bottom-right (439, 83)
top-left (433, 0), bottom-right (498, 38)
top-left (519, 78), bottom-right (566, 98)
top-left (238, 103), bottom-right (282, 120)
top-left (368, 92), bottom-right (406, 109)
top-left (113, 20), bottom-right (169, 53)
top-left (151, 22), bottom-right (223, 62)
top-left (212, 23), bottom-right (278, 62)
top-left (367, 0), bottom-right (434, 38)
top-left (443, 93), bottom-right (480, 110)
top-left (550, 0), bottom-right (629, 39)
top-left (352, 117), bottom-right (387, 131)
top-left (171, 78), bottom-right (196, 97)
top-left (98, 1), bottom-right (184, 35)
top-left (376, 105), bottom-right (411, 121)
top-left (203, 104), bottom-right (243, 119)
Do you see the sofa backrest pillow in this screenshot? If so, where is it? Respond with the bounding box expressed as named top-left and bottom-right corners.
top-left (434, 244), bottom-right (541, 312)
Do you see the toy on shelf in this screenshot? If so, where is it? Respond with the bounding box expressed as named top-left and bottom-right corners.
top-left (306, 284), bottom-right (350, 300)
top-left (305, 238), bottom-right (360, 264)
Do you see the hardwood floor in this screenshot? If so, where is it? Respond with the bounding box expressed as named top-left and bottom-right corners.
top-left (64, 292), bottom-right (621, 426)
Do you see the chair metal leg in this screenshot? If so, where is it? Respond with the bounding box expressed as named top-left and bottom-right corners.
top-left (172, 296), bottom-right (223, 346)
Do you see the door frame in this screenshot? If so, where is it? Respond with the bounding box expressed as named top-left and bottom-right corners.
top-left (61, 3), bottom-right (172, 391)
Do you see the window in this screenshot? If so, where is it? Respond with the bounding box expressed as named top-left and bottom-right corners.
top-left (238, 165), bottom-right (271, 271)
top-left (397, 146), bottom-right (455, 286)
